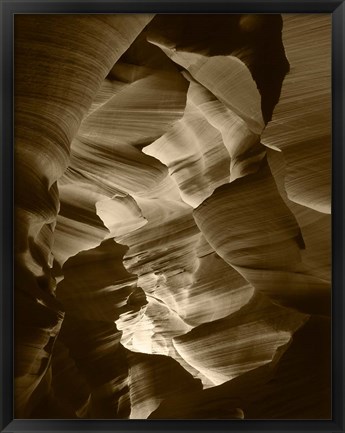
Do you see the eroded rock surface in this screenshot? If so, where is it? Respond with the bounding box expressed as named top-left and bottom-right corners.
top-left (14, 14), bottom-right (331, 419)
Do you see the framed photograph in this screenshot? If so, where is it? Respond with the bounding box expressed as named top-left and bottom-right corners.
top-left (1, 1), bottom-right (344, 432)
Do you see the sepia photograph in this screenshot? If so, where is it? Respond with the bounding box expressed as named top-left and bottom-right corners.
top-left (13, 12), bottom-right (332, 421)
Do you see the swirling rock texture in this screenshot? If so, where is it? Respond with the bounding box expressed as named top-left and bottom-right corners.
top-left (14, 14), bottom-right (331, 419)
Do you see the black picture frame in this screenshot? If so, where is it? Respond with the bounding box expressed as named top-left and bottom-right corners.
top-left (1, 1), bottom-right (344, 432)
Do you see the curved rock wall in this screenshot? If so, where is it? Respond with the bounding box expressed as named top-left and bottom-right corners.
top-left (14, 14), bottom-right (331, 419)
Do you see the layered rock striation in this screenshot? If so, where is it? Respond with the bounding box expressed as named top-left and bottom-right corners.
top-left (14, 14), bottom-right (331, 419)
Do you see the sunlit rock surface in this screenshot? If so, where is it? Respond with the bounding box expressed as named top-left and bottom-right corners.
top-left (14, 13), bottom-right (331, 419)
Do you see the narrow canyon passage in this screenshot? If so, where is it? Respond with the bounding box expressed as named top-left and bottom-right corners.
top-left (14, 13), bottom-right (331, 419)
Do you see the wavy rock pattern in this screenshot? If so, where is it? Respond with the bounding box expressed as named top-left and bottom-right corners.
top-left (262, 14), bottom-right (331, 214)
top-left (173, 293), bottom-right (307, 386)
top-left (14, 14), bottom-right (153, 416)
top-left (14, 14), bottom-right (331, 419)
top-left (150, 315), bottom-right (331, 419)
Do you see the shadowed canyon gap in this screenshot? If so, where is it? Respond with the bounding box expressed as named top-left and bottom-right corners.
top-left (14, 14), bottom-right (331, 419)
